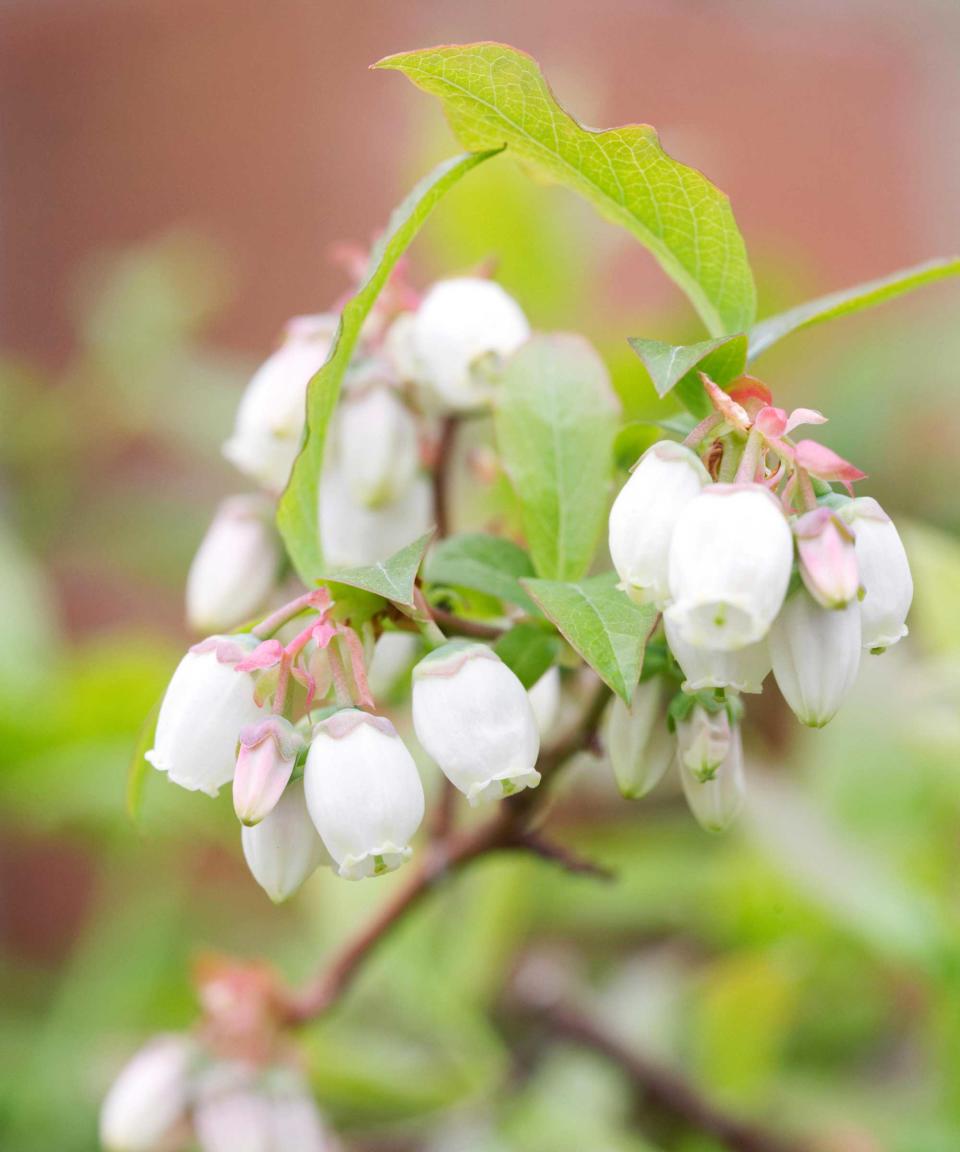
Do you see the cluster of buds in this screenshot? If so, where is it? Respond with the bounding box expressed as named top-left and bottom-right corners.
top-left (100, 962), bottom-right (339, 1152)
top-left (607, 376), bottom-right (912, 830)
top-left (148, 582), bottom-right (543, 898)
top-left (186, 270), bottom-right (531, 634)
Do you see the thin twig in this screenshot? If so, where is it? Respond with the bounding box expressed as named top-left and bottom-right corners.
top-left (429, 606), bottom-right (506, 640)
top-left (517, 997), bottom-right (811, 1152)
top-left (431, 416), bottom-right (459, 539)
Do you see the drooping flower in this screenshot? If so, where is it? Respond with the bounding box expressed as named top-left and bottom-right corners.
top-left (146, 636), bottom-right (268, 796)
top-left (193, 1066), bottom-right (335, 1152)
top-left (527, 666), bottom-right (562, 739)
top-left (605, 679), bottom-right (673, 799)
top-left (664, 616), bottom-right (771, 694)
top-left (675, 704), bottom-right (745, 833)
top-left (841, 497), bottom-right (913, 651)
top-left (334, 384), bottom-right (420, 508)
top-left (304, 710), bottom-right (424, 879)
top-left (412, 642), bottom-right (541, 805)
top-left (769, 588), bottom-right (861, 727)
top-left (241, 779), bottom-right (331, 902)
top-left (666, 484), bottom-right (794, 650)
top-left (318, 463), bottom-right (432, 568)
top-left (608, 442), bottom-right (710, 606)
top-left (233, 717), bottom-right (304, 826)
top-left (223, 314), bottom-right (337, 492)
top-left (793, 506), bottom-right (859, 609)
top-left (186, 496), bottom-right (281, 634)
top-left (409, 277), bottom-right (530, 410)
top-left (100, 1034), bottom-right (196, 1152)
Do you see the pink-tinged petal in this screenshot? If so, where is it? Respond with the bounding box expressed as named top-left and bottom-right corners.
top-left (699, 373), bottom-right (751, 432)
top-left (753, 406), bottom-right (789, 437)
top-left (728, 376), bottom-right (774, 413)
top-left (235, 639), bottom-right (285, 672)
top-left (337, 625), bottom-right (374, 709)
top-left (189, 636), bottom-right (254, 665)
top-left (233, 717), bottom-right (302, 825)
top-left (785, 407), bottom-right (828, 434)
top-left (793, 440), bottom-right (867, 494)
top-left (311, 619), bottom-right (337, 649)
top-left (794, 508), bottom-right (859, 608)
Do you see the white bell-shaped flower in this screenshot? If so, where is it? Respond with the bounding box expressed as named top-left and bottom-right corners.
top-left (304, 710), bottom-right (424, 880)
top-left (241, 779), bottom-right (330, 902)
top-left (665, 616), bottom-right (770, 694)
top-left (666, 483), bottom-right (793, 650)
top-left (335, 384), bottom-right (419, 508)
top-left (769, 589), bottom-right (861, 728)
top-left (412, 642), bottom-right (541, 805)
top-left (675, 704), bottom-right (745, 833)
top-left (527, 666), bottom-right (562, 739)
top-left (223, 314), bottom-right (337, 492)
top-left (608, 442), bottom-right (710, 606)
top-left (842, 497), bottom-right (913, 651)
top-left (186, 496), bottom-right (280, 634)
top-left (605, 678), bottom-right (673, 799)
top-left (146, 637), bottom-right (268, 796)
top-left (410, 277), bottom-right (530, 411)
top-left (100, 1034), bottom-right (196, 1152)
top-left (319, 463), bottom-right (432, 568)
top-left (194, 1067), bottom-right (334, 1152)
top-left (366, 631), bottom-right (418, 700)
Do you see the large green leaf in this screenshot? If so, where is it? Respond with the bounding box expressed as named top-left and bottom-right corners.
top-left (376, 43), bottom-right (756, 336)
top-left (276, 150), bottom-right (499, 582)
top-left (748, 256), bottom-right (960, 360)
top-left (628, 333), bottom-right (747, 417)
top-left (494, 334), bottom-right (619, 582)
top-left (523, 573), bottom-right (656, 703)
top-left (423, 532), bottom-right (537, 612)
top-left (322, 531), bottom-right (434, 610)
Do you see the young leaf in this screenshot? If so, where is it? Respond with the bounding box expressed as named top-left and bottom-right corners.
top-left (748, 256), bottom-right (960, 360)
top-left (276, 149), bottom-right (499, 582)
top-left (321, 530), bottom-right (434, 610)
top-left (494, 334), bottom-right (619, 582)
top-left (523, 572), bottom-right (656, 703)
top-left (424, 532), bottom-right (538, 612)
top-left (376, 43), bottom-right (756, 337)
top-left (628, 333), bottom-right (747, 417)
top-left (494, 622), bottom-right (561, 689)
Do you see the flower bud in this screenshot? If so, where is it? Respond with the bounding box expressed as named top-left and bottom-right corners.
top-left (186, 496), bottom-right (281, 634)
top-left (194, 1066), bottom-right (335, 1152)
top-left (410, 277), bottom-right (530, 411)
top-left (319, 463), bottom-right (432, 568)
top-left (242, 779), bottom-right (331, 901)
top-left (794, 506), bottom-right (858, 609)
top-left (383, 311), bottom-right (419, 383)
top-left (605, 679), bottom-right (673, 799)
top-left (608, 442), bottom-right (710, 606)
top-left (841, 497), bottom-right (913, 651)
top-left (769, 589), bottom-right (861, 728)
top-left (412, 642), bottom-right (541, 804)
top-left (527, 666), bottom-right (562, 739)
top-left (664, 616), bottom-right (770, 694)
top-left (223, 315), bottom-right (337, 492)
top-left (233, 717), bottom-right (303, 825)
top-left (335, 385), bottom-right (419, 508)
top-left (146, 637), bottom-right (268, 796)
top-left (666, 483), bottom-right (793, 650)
top-left (675, 705), bottom-right (745, 833)
top-left (304, 710), bottom-right (424, 879)
top-left (99, 1034), bottom-right (195, 1152)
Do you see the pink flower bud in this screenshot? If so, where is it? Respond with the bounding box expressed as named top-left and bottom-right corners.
top-left (794, 507), bottom-right (859, 609)
top-left (233, 717), bottom-right (303, 826)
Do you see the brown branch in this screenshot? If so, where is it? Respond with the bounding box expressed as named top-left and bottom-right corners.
top-left (517, 998), bottom-right (811, 1152)
top-left (428, 606), bottom-right (506, 640)
top-left (431, 415), bottom-right (458, 539)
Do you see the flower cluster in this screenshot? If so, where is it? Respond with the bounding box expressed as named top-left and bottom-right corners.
top-left (607, 377), bottom-right (913, 830)
top-left (187, 273), bottom-right (531, 633)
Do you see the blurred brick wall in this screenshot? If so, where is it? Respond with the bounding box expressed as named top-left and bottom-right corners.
top-left (1, 0), bottom-right (957, 362)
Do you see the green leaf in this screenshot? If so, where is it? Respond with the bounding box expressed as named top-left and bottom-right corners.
top-left (322, 530), bottom-right (434, 610)
top-left (423, 532), bottom-right (537, 612)
top-left (376, 42), bottom-right (756, 336)
top-left (748, 256), bottom-right (960, 360)
top-left (494, 334), bottom-right (619, 581)
top-left (126, 694), bottom-right (161, 823)
top-left (522, 572), bottom-right (656, 702)
top-left (276, 150), bottom-right (499, 582)
top-left (494, 622), bottom-right (561, 689)
top-left (628, 333), bottom-right (747, 417)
